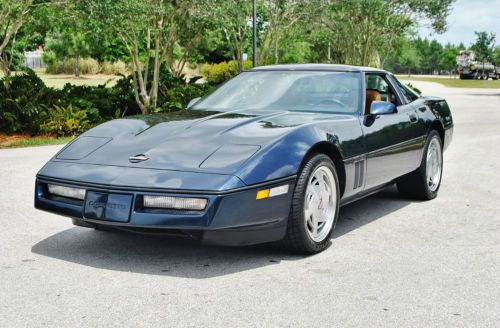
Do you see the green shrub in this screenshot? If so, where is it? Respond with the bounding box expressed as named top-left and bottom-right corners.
top-left (108, 74), bottom-right (141, 116)
top-left (0, 68), bottom-right (138, 134)
top-left (200, 62), bottom-right (232, 84)
top-left (101, 60), bottom-right (129, 75)
top-left (101, 61), bottom-right (114, 75)
top-left (200, 60), bottom-right (252, 84)
top-left (57, 76), bottom-right (139, 118)
top-left (46, 57), bottom-right (101, 75)
top-left (42, 50), bottom-right (58, 67)
top-left (0, 69), bottom-right (59, 134)
top-left (78, 58), bottom-right (101, 75)
top-left (155, 67), bottom-right (215, 112)
top-left (406, 82), bottom-right (422, 95)
top-left (40, 105), bottom-right (100, 136)
top-left (0, 67), bottom-right (213, 135)
top-left (46, 57), bottom-right (128, 76)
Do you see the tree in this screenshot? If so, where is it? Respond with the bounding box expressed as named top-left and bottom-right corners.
top-left (400, 40), bottom-right (421, 76)
top-left (428, 39), bottom-right (443, 73)
top-left (0, 0), bottom-right (33, 75)
top-left (201, 0), bottom-right (253, 71)
top-left (319, 0), bottom-right (454, 67)
top-left (1, 0), bottom-right (64, 76)
top-left (44, 31), bottom-right (91, 77)
top-left (470, 31), bottom-right (496, 77)
top-left (163, 5), bottom-right (211, 78)
top-left (46, 3), bottom-right (128, 64)
top-left (0, 0), bottom-right (65, 93)
top-left (440, 43), bottom-right (457, 78)
top-left (258, 0), bottom-right (312, 65)
top-left (493, 46), bottom-right (500, 65)
top-left (85, 0), bottom-right (205, 114)
top-left (471, 31), bottom-right (496, 63)
top-left (414, 38), bottom-right (433, 74)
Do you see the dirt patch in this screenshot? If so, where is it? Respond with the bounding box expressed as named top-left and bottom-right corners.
top-left (0, 134), bottom-right (30, 147)
top-left (0, 133), bottom-right (70, 148)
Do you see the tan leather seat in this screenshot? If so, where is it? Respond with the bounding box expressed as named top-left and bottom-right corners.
top-left (365, 89), bottom-right (382, 114)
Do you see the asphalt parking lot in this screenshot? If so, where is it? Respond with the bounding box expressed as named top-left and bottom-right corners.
top-left (1, 81), bottom-right (499, 327)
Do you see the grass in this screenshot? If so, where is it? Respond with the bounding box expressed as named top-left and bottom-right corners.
top-left (0, 68), bottom-right (119, 89)
top-left (34, 69), bottom-right (119, 89)
top-left (0, 134), bottom-right (74, 149)
top-left (397, 75), bottom-right (500, 88)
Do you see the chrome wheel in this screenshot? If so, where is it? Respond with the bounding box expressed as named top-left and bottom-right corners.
top-left (426, 137), bottom-right (442, 192)
top-left (304, 165), bottom-right (336, 242)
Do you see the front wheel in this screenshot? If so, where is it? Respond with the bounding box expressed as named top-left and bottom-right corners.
top-left (397, 130), bottom-right (443, 200)
top-left (280, 154), bottom-right (339, 254)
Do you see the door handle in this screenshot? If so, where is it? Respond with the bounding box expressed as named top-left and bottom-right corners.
top-left (418, 106), bottom-right (427, 112)
top-left (409, 114), bottom-right (418, 123)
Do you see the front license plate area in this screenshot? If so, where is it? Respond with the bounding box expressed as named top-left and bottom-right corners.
top-left (84, 191), bottom-right (132, 223)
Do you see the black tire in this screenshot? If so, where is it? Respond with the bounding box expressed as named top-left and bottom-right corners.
top-left (280, 154), bottom-right (340, 254)
top-left (397, 130), bottom-right (443, 200)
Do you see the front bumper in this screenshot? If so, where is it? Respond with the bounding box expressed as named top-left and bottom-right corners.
top-left (35, 177), bottom-right (295, 246)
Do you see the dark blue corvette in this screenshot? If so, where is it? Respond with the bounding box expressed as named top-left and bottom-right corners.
top-left (35, 64), bottom-right (453, 253)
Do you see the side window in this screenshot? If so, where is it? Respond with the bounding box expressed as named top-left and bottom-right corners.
top-left (392, 76), bottom-right (419, 103)
top-left (364, 74), bottom-right (399, 113)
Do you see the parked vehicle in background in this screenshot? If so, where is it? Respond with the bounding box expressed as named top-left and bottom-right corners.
top-left (456, 50), bottom-right (499, 80)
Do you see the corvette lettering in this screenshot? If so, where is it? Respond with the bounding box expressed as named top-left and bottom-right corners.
top-left (88, 201), bottom-right (126, 210)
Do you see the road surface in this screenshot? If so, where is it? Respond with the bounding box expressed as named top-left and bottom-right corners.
top-left (1, 81), bottom-right (499, 327)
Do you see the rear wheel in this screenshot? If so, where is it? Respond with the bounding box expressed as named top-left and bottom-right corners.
top-left (280, 154), bottom-right (339, 254)
top-left (397, 130), bottom-right (443, 200)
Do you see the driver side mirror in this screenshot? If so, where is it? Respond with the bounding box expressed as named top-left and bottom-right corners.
top-left (187, 97), bottom-right (201, 109)
top-left (369, 101), bottom-right (397, 116)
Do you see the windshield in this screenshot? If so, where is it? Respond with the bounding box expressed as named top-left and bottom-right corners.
top-left (192, 71), bottom-right (362, 114)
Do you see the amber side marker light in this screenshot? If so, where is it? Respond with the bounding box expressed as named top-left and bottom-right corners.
top-left (256, 185), bottom-right (289, 200)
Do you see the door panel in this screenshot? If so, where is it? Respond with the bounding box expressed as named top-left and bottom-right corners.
top-left (362, 74), bottom-right (425, 190)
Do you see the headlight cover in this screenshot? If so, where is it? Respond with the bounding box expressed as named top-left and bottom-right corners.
top-left (47, 184), bottom-right (86, 200)
top-left (143, 195), bottom-right (208, 211)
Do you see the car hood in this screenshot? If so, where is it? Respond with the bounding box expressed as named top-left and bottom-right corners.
top-left (53, 109), bottom-right (350, 174)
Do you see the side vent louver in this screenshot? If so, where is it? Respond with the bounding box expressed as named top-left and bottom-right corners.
top-left (353, 160), bottom-right (365, 190)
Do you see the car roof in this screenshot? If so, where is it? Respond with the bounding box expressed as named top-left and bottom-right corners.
top-left (250, 63), bottom-right (387, 73)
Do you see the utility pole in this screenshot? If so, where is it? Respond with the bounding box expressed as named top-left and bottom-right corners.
top-left (252, 0), bottom-right (257, 67)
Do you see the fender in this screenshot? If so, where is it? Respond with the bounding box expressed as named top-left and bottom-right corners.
top-left (418, 97), bottom-right (454, 150)
top-left (235, 116), bottom-right (365, 188)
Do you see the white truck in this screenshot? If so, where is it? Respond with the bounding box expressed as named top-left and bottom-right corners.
top-left (456, 50), bottom-right (499, 80)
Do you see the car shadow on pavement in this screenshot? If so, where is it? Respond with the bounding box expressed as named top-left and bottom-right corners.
top-left (468, 93), bottom-right (500, 97)
top-left (32, 185), bottom-right (412, 278)
top-left (333, 185), bottom-right (411, 238)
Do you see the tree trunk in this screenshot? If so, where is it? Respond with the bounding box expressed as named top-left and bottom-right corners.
top-left (75, 56), bottom-right (80, 78)
top-left (274, 36), bottom-right (280, 65)
top-left (0, 57), bottom-right (11, 90)
top-left (0, 57), bottom-right (11, 77)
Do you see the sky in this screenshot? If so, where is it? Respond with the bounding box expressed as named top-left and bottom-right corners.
top-left (418, 0), bottom-right (500, 47)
